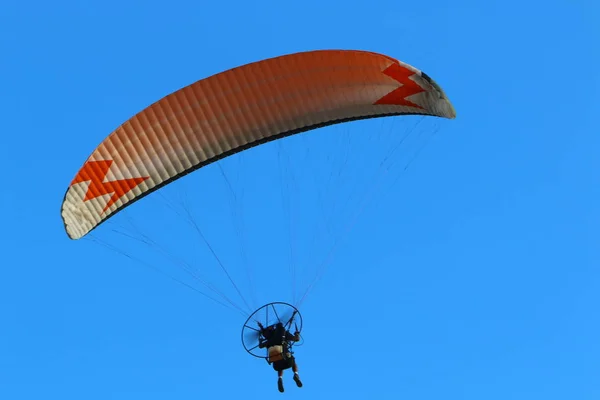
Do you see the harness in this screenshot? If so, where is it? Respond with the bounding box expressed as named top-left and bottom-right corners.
top-left (263, 313), bottom-right (300, 364)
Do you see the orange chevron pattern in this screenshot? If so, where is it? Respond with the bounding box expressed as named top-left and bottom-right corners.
top-left (374, 63), bottom-right (425, 109)
top-left (71, 160), bottom-right (149, 213)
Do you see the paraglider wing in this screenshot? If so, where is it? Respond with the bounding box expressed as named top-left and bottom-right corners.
top-left (61, 49), bottom-right (456, 240)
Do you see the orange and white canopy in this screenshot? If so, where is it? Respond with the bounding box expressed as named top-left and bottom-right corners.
top-left (61, 49), bottom-right (456, 240)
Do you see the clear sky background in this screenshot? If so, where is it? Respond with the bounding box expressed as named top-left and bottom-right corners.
top-left (1, 1), bottom-right (599, 399)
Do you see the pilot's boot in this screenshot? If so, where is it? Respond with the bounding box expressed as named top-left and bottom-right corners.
top-left (293, 373), bottom-right (303, 388)
top-left (278, 377), bottom-right (284, 393)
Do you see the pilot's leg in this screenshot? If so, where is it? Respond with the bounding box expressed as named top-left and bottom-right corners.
top-left (291, 359), bottom-right (302, 388)
top-left (277, 370), bottom-right (284, 392)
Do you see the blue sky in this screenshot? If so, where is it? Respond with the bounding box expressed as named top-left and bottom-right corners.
top-left (1, 0), bottom-right (598, 399)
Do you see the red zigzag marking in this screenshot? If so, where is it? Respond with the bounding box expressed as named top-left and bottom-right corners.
top-left (374, 63), bottom-right (425, 109)
top-left (71, 160), bottom-right (149, 213)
